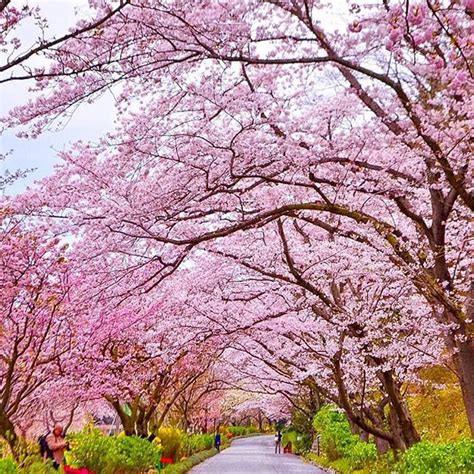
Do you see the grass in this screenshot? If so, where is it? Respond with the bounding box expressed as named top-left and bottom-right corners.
top-left (160, 448), bottom-right (219, 474)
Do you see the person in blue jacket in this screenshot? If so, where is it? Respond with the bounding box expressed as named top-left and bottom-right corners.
top-left (214, 430), bottom-right (222, 452)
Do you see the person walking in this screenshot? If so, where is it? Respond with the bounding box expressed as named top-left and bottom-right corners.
top-left (214, 430), bottom-right (222, 452)
top-left (46, 424), bottom-right (68, 470)
top-left (274, 430), bottom-right (282, 454)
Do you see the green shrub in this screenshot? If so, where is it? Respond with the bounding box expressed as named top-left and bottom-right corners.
top-left (180, 433), bottom-right (214, 457)
top-left (281, 429), bottom-right (312, 454)
top-left (158, 427), bottom-right (183, 460)
top-left (281, 430), bottom-right (297, 448)
top-left (226, 426), bottom-right (258, 437)
top-left (344, 435), bottom-right (377, 470)
top-left (0, 457), bottom-right (17, 474)
top-left (67, 426), bottom-right (113, 472)
top-left (312, 404), bottom-right (376, 468)
top-left (396, 439), bottom-right (474, 474)
top-left (67, 426), bottom-right (161, 473)
top-left (19, 460), bottom-right (56, 474)
top-left (106, 435), bottom-right (162, 472)
top-left (0, 455), bottom-right (57, 474)
top-left (313, 404), bottom-right (355, 460)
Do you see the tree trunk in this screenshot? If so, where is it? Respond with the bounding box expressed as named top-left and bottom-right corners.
top-left (349, 419), bottom-right (362, 436)
top-left (380, 370), bottom-right (420, 449)
top-left (109, 401), bottom-right (136, 436)
top-left (0, 408), bottom-right (18, 458)
top-left (375, 436), bottom-right (390, 454)
top-left (454, 337), bottom-right (474, 436)
top-left (257, 411), bottom-right (263, 432)
top-left (135, 409), bottom-right (149, 437)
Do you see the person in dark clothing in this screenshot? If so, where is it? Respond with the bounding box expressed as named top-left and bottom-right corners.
top-left (274, 430), bottom-right (282, 454)
top-left (214, 430), bottom-right (222, 452)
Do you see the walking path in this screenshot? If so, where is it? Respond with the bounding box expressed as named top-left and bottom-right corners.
top-left (190, 435), bottom-right (326, 473)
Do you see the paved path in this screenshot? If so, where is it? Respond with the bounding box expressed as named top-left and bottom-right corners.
top-left (190, 435), bottom-right (326, 474)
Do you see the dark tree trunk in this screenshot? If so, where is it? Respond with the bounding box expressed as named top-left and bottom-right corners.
top-left (455, 277), bottom-right (474, 436)
top-left (380, 370), bottom-right (420, 449)
top-left (454, 337), bottom-right (474, 436)
top-left (0, 408), bottom-right (18, 458)
top-left (375, 436), bottom-right (390, 454)
top-left (429, 203), bottom-right (474, 435)
top-left (257, 411), bottom-right (263, 432)
top-left (109, 401), bottom-right (136, 436)
top-left (135, 409), bottom-right (149, 437)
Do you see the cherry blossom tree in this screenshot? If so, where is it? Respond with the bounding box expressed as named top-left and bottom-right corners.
top-left (51, 266), bottom-right (232, 436)
top-left (3, 0), bottom-right (473, 436)
top-left (200, 234), bottom-right (446, 449)
top-left (0, 1), bottom-right (130, 83)
top-left (168, 367), bottom-right (228, 432)
top-left (0, 210), bottom-right (75, 454)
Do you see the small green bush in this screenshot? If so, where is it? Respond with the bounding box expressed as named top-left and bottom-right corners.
top-left (313, 405), bottom-right (355, 460)
top-left (226, 426), bottom-right (258, 437)
top-left (0, 458), bottom-right (17, 474)
top-left (281, 429), bottom-right (312, 454)
top-left (67, 426), bottom-right (161, 473)
top-left (312, 404), bottom-right (376, 468)
top-left (344, 435), bottom-right (377, 470)
top-left (396, 439), bottom-right (474, 474)
top-left (180, 433), bottom-right (214, 457)
top-left (20, 460), bottom-right (57, 474)
top-left (0, 455), bottom-right (57, 474)
top-left (107, 435), bottom-right (162, 472)
top-left (67, 427), bottom-right (112, 472)
top-left (158, 427), bottom-right (183, 460)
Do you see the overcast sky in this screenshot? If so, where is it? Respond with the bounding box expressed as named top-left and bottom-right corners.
top-left (0, 0), bottom-right (117, 195)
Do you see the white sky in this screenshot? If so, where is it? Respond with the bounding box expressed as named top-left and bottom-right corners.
top-left (0, 0), bottom-right (117, 195)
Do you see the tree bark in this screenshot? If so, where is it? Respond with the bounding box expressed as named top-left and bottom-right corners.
top-left (375, 436), bottom-right (390, 454)
top-left (109, 400), bottom-right (136, 436)
top-left (0, 407), bottom-right (18, 458)
top-left (135, 408), bottom-right (149, 437)
top-left (380, 370), bottom-right (420, 449)
top-left (454, 337), bottom-right (474, 436)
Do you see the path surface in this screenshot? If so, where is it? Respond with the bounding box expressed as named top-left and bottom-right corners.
top-left (190, 435), bottom-right (326, 474)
